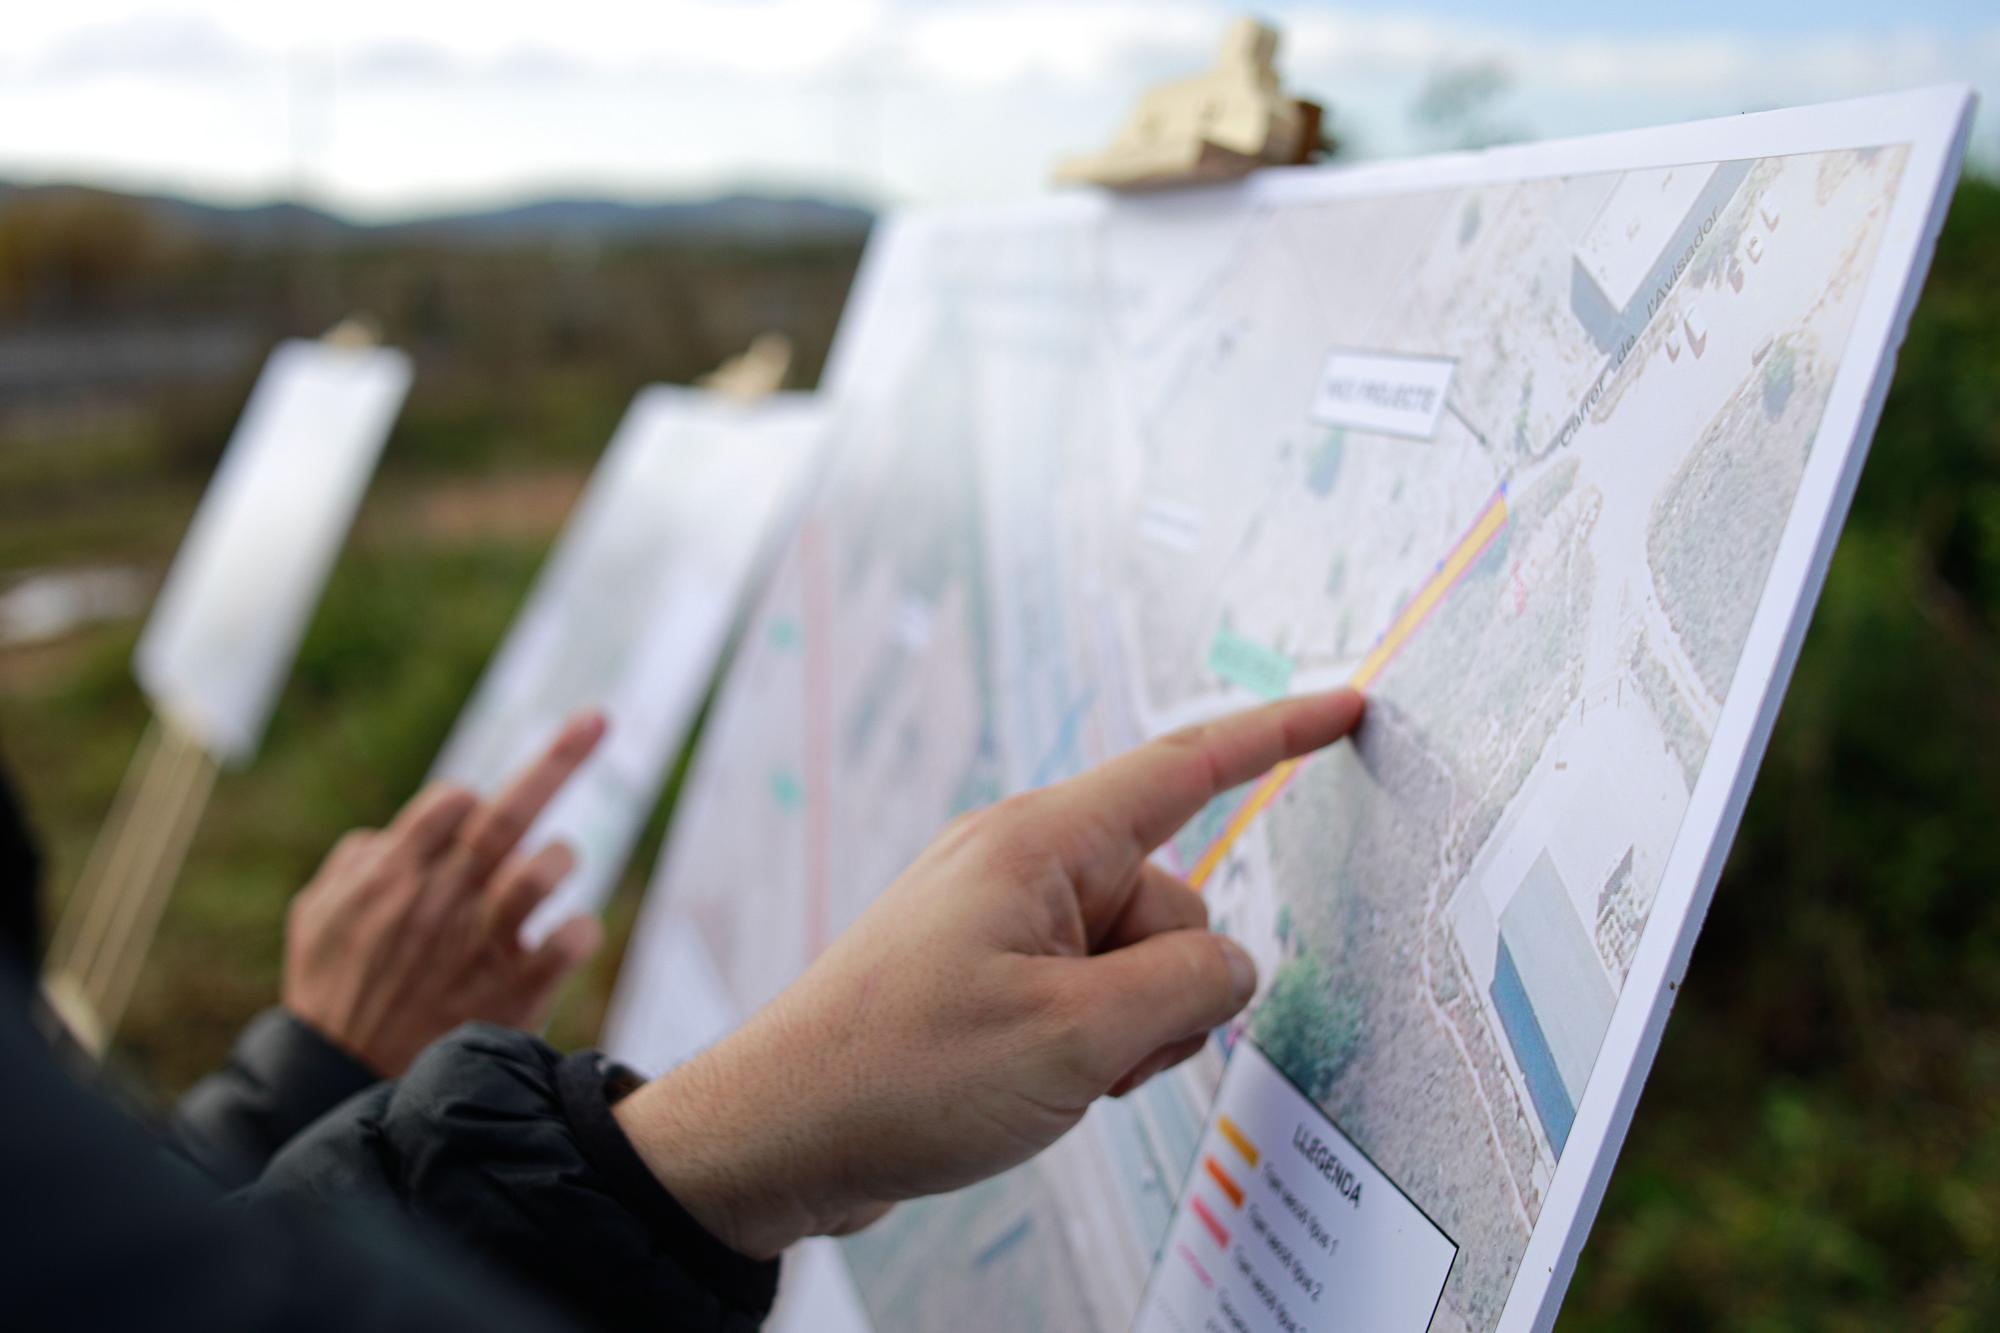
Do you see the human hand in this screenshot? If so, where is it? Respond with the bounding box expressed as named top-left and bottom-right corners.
top-left (612, 689), bottom-right (1365, 1259)
top-left (281, 713), bottom-right (609, 1077)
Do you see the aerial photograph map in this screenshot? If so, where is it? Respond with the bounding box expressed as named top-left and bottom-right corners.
top-left (608, 94), bottom-right (1962, 1333)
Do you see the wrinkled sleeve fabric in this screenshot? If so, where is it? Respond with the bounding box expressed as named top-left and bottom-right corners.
top-left (171, 1007), bottom-right (382, 1187)
top-left (0, 984), bottom-right (572, 1333)
top-left (250, 1024), bottom-right (780, 1333)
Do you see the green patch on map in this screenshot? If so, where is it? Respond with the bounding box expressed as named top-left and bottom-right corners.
top-left (1207, 625), bottom-right (1294, 700)
top-left (768, 768), bottom-right (805, 811)
top-left (1306, 430), bottom-right (1346, 497)
top-left (766, 616), bottom-right (802, 652)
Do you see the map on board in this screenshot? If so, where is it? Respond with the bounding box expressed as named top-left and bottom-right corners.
top-left (605, 89), bottom-right (1972, 1333)
top-left (431, 387), bottom-right (822, 939)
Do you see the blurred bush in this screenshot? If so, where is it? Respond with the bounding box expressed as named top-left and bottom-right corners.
top-left (1561, 177), bottom-right (2000, 1330)
top-left (0, 186), bottom-right (865, 1081)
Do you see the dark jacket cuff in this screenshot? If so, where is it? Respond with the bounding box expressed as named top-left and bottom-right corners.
top-left (555, 1051), bottom-right (781, 1319)
top-left (172, 1008), bottom-right (380, 1188)
top-left (250, 1025), bottom-right (783, 1331)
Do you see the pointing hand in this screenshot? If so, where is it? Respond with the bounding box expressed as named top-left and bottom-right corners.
top-left (614, 689), bottom-right (1365, 1258)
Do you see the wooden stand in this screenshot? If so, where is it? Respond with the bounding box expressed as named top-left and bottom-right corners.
top-left (321, 314), bottom-right (384, 350)
top-left (698, 333), bottom-right (793, 401)
top-left (42, 718), bottom-right (219, 1056)
top-left (40, 315), bottom-right (384, 1058)
top-left (1052, 18), bottom-right (1325, 192)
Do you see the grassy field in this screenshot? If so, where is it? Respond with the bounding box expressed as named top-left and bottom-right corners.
top-left (1, 180), bottom-right (1995, 1326)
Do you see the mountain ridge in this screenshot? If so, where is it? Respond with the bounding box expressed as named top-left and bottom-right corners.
top-left (0, 179), bottom-right (875, 247)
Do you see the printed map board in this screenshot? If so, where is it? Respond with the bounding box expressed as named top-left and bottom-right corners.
top-left (431, 387), bottom-right (824, 940)
top-left (606, 88), bottom-right (1974, 1332)
top-left (135, 339), bottom-right (410, 765)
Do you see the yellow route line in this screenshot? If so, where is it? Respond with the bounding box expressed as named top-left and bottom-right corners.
top-left (1216, 1115), bottom-right (1261, 1168)
top-left (1188, 758), bottom-right (1300, 889)
top-left (1350, 493), bottom-right (1509, 692)
top-left (1188, 490), bottom-right (1509, 891)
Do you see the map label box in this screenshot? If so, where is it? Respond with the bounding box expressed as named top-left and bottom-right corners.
top-left (1134, 1040), bottom-right (1456, 1333)
top-left (1307, 349), bottom-right (1455, 440)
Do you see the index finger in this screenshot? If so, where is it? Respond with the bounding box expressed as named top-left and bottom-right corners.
top-left (1069, 689), bottom-right (1363, 856)
top-left (383, 785), bottom-right (478, 863)
top-left (455, 711), bottom-right (608, 872)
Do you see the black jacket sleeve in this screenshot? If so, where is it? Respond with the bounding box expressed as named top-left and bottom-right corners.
top-left (171, 1007), bottom-right (381, 1187)
top-left (0, 977), bottom-right (574, 1333)
top-left (249, 1023), bottom-right (781, 1333)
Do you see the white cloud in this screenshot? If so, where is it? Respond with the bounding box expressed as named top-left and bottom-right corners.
top-left (0, 2), bottom-right (1990, 213)
top-left (36, 12), bottom-right (252, 78)
top-left (895, 4), bottom-right (1216, 85)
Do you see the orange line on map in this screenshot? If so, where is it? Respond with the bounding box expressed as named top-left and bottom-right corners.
top-left (1203, 1155), bottom-right (1246, 1209)
top-left (1188, 488), bottom-right (1510, 891)
top-left (1351, 490), bottom-right (1509, 692)
top-left (1187, 759), bottom-right (1300, 892)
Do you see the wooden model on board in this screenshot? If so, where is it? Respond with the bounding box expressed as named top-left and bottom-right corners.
top-left (697, 333), bottom-right (793, 401)
top-left (1053, 17), bottom-right (1327, 191)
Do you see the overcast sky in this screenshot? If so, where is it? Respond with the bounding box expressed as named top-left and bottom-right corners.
top-left (0, 1), bottom-right (1993, 217)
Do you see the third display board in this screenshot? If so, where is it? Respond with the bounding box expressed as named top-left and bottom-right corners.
top-left (432, 387), bottom-right (823, 939)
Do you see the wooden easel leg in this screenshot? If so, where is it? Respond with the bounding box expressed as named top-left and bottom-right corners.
top-left (40, 720), bottom-right (217, 1058)
top-left (90, 733), bottom-right (218, 1044)
top-left (43, 719), bottom-right (168, 1052)
top-left (47, 719), bottom-right (163, 980)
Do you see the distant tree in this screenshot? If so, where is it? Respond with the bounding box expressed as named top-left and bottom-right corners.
top-left (1252, 951), bottom-right (1362, 1100)
top-left (1409, 59), bottom-right (1528, 152)
top-left (1762, 341), bottom-right (1798, 418)
top-left (1569, 176), bottom-right (2000, 1326)
top-left (0, 189), bottom-right (162, 318)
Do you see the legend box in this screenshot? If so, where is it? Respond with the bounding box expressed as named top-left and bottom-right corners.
top-left (1133, 1040), bottom-right (1457, 1333)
